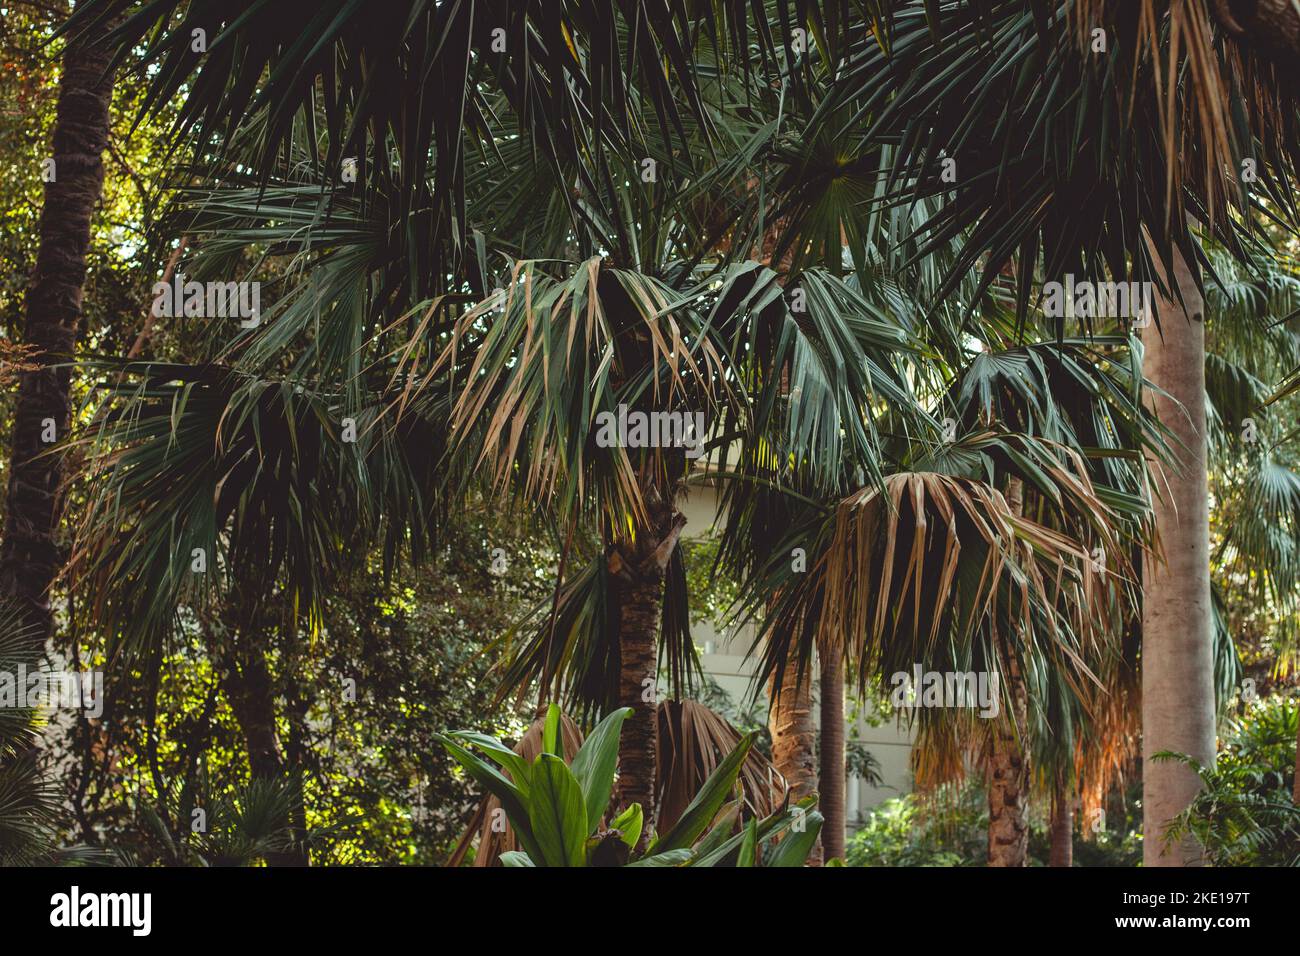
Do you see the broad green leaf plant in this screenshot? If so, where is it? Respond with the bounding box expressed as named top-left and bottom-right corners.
top-left (437, 705), bottom-right (822, 867)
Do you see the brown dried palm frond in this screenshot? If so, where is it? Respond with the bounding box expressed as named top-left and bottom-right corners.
top-left (753, 455), bottom-right (1136, 793)
top-left (656, 699), bottom-right (786, 831)
top-left (0, 340), bottom-right (39, 388)
top-left (1065, 669), bottom-right (1142, 832)
top-left (904, 567), bottom-right (1141, 810)
top-left (1072, 0), bottom-right (1300, 230)
top-left (446, 700), bottom-right (782, 867)
top-left (409, 258), bottom-right (731, 531)
top-left (762, 470), bottom-right (1115, 694)
top-left (905, 648), bottom-right (1140, 811)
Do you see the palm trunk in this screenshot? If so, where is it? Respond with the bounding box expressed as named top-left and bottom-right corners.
top-left (610, 490), bottom-right (684, 850)
top-left (1293, 714), bottom-right (1299, 804)
top-left (209, 612), bottom-right (284, 781)
top-left (1141, 248), bottom-right (1216, 867)
top-left (819, 646), bottom-right (846, 861)
top-left (1049, 781), bottom-right (1073, 867)
top-left (987, 477), bottom-right (1029, 867)
top-left (770, 655), bottom-right (823, 864)
top-left (986, 653), bottom-right (1029, 866)
top-left (0, 28), bottom-right (116, 639)
top-left (614, 566), bottom-right (664, 848)
top-left (282, 679), bottom-right (312, 867)
top-left (203, 602), bottom-right (311, 866)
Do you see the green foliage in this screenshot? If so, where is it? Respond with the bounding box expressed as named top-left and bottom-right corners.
top-left (846, 781), bottom-right (1141, 868)
top-left (0, 600), bottom-right (56, 865)
top-left (845, 783), bottom-right (986, 868)
top-left (50, 505), bottom-right (552, 865)
top-left (133, 777), bottom-right (304, 867)
top-left (438, 704), bottom-right (823, 867)
top-left (12, 0), bottom-right (1296, 871)
top-left (1158, 696), bottom-right (1300, 866)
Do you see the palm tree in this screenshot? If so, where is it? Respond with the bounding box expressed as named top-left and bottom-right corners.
top-left (0, 20), bottom-right (116, 642)
top-left (1139, 253), bottom-right (1217, 864)
top-left (66, 2), bottom-right (907, 848)
top-left (809, 0), bottom-right (1300, 866)
top-left (818, 645), bottom-right (846, 861)
top-left (70, 0), bottom-right (1300, 866)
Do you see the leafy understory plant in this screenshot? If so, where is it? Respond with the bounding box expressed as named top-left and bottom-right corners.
top-left (437, 705), bottom-right (823, 867)
top-left (1153, 698), bottom-right (1300, 866)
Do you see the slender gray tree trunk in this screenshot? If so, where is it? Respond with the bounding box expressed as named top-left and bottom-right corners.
top-left (1141, 248), bottom-right (1216, 866)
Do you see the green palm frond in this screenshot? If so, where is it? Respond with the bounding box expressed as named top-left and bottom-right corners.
top-left (413, 258), bottom-right (731, 529)
top-left (816, 0), bottom-right (1300, 322)
top-left (0, 601), bottom-right (56, 866)
top-left (70, 361), bottom-right (443, 654)
top-left (1216, 454), bottom-right (1300, 605)
top-left (66, 0), bottom-right (815, 277)
top-left (947, 338), bottom-right (1169, 501)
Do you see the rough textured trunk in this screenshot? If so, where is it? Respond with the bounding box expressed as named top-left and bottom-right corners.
top-left (281, 677), bottom-right (311, 867)
top-left (987, 477), bottom-right (1029, 867)
top-left (770, 655), bottom-right (823, 865)
top-left (1049, 782), bottom-right (1074, 867)
top-left (986, 652), bottom-right (1029, 866)
top-left (613, 570), bottom-right (663, 848)
top-left (0, 29), bottom-right (115, 641)
top-left (610, 489), bottom-right (684, 850)
top-left (818, 646), bottom-right (846, 861)
top-left (1142, 249), bottom-right (1216, 867)
top-left (1210, 0), bottom-right (1300, 63)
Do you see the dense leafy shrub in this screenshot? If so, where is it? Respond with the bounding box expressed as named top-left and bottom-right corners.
top-left (846, 780), bottom-right (1142, 867)
top-left (1160, 695), bottom-right (1299, 866)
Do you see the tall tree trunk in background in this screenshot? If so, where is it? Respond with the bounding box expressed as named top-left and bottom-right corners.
top-left (610, 488), bottom-right (684, 850)
top-left (282, 665), bottom-right (312, 867)
top-left (819, 646), bottom-right (846, 861)
top-left (219, 637), bottom-right (285, 781)
top-left (987, 477), bottom-right (1029, 866)
top-left (202, 599), bottom-right (309, 866)
top-left (1049, 781), bottom-right (1073, 867)
top-left (1284, 707), bottom-right (1294, 806)
top-left (1142, 249), bottom-right (1216, 867)
top-left (0, 29), bottom-right (115, 639)
top-left (201, 598), bottom-right (285, 780)
top-left (770, 656), bottom-right (823, 865)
